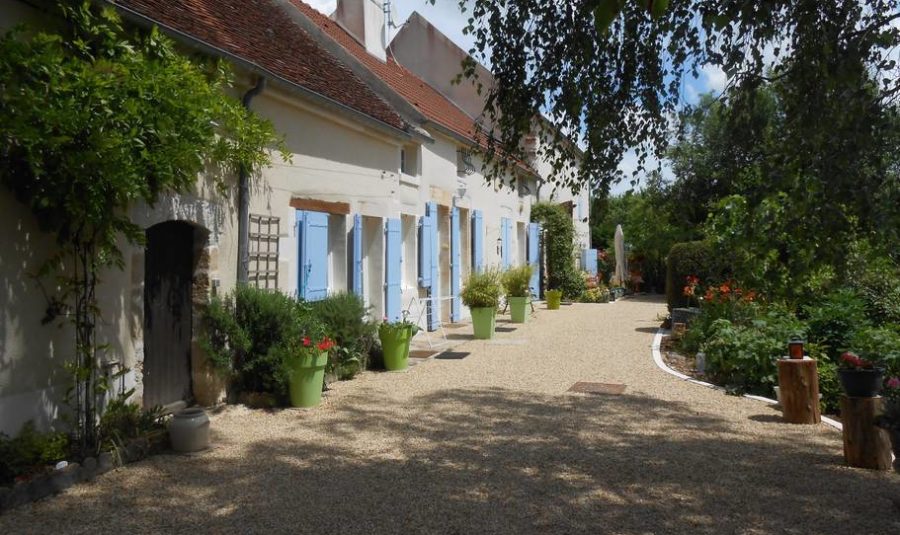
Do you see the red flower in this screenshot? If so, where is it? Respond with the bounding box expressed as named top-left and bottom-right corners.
top-left (841, 352), bottom-right (873, 369)
top-left (302, 337), bottom-right (311, 347)
top-left (719, 283), bottom-right (731, 295)
top-left (704, 289), bottom-right (715, 302)
top-left (683, 285), bottom-right (695, 297)
top-left (317, 337), bottom-right (334, 351)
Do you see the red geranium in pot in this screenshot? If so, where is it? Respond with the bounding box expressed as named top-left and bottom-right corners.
top-left (838, 352), bottom-right (884, 398)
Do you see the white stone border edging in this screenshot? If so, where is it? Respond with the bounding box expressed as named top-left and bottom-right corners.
top-left (651, 328), bottom-right (843, 432)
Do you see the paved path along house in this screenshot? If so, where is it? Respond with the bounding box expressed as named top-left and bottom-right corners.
top-left (3, 297), bottom-right (899, 534)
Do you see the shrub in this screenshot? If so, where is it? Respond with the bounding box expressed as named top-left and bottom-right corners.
top-left (502, 265), bottom-right (534, 298)
top-left (700, 306), bottom-right (806, 395)
top-left (665, 241), bottom-right (727, 310)
top-left (802, 288), bottom-right (870, 359)
top-left (852, 257), bottom-right (900, 326)
top-left (312, 292), bottom-right (377, 380)
top-left (199, 286), bottom-right (325, 401)
top-left (816, 356), bottom-right (842, 414)
top-left (0, 422), bottom-right (70, 486)
top-left (849, 325), bottom-right (900, 375)
top-left (461, 269), bottom-right (502, 308)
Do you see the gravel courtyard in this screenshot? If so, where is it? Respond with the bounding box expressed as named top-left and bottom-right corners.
top-left (3, 296), bottom-right (899, 534)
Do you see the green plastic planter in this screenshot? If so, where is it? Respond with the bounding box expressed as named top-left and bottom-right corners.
top-left (546, 290), bottom-right (562, 310)
top-left (380, 326), bottom-right (413, 372)
top-left (471, 307), bottom-right (497, 339)
top-left (509, 296), bottom-right (529, 323)
top-left (287, 351), bottom-right (328, 408)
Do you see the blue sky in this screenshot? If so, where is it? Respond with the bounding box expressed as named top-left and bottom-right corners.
top-left (306, 1), bottom-right (728, 195)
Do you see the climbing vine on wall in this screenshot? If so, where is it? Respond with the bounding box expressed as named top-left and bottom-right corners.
top-left (530, 203), bottom-right (585, 299)
top-left (0, 0), bottom-right (284, 453)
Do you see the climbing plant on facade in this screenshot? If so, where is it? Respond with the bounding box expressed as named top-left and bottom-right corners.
top-left (530, 203), bottom-right (584, 300)
top-left (0, 0), bottom-right (284, 453)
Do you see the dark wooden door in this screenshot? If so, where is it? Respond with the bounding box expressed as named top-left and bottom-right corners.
top-left (143, 222), bottom-right (193, 408)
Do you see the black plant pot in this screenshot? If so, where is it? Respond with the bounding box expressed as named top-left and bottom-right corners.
top-left (838, 368), bottom-right (884, 397)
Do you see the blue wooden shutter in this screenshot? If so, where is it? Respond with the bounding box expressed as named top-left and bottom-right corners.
top-left (298, 210), bottom-right (329, 301)
top-left (352, 214), bottom-right (363, 296)
top-left (384, 218), bottom-right (402, 321)
top-left (471, 210), bottom-right (484, 272)
top-left (528, 223), bottom-right (541, 297)
top-left (450, 207), bottom-right (461, 322)
top-left (581, 248), bottom-right (598, 276)
top-left (295, 210), bottom-right (305, 298)
top-left (426, 202), bottom-right (440, 331)
top-left (418, 207), bottom-right (433, 288)
top-left (501, 217), bottom-right (511, 268)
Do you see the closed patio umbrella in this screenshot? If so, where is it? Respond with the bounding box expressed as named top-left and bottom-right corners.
top-left (614, 224), bottom-right (625, 286)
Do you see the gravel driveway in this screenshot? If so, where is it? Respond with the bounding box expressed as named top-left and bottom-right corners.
top-left (3, 296), bottom-right (899, 534)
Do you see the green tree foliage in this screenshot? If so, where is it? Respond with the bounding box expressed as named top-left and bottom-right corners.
top-left (591, 176), bottom-right (695, 292)
top-left (531, 203), bottom-right (584, 299)
top-left (0, 1), bottom-right (284, 452)
top-left (444, 0), bottom-right (900, 193)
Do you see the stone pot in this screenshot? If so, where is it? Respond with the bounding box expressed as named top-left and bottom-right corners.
top-left (168, 407), bottom-right (210, 453)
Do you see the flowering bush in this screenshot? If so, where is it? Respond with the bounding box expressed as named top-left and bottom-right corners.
top-left (839, 351), bottom-right (877, 370)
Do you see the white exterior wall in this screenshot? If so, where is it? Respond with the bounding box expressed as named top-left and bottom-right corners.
top-left (0, 1), bottom-right (545, 433)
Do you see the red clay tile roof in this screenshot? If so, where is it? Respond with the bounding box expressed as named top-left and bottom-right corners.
top-left (114, 0), bottom-right (406, 131)
top-left (290, 1), bottom-right (481, 145)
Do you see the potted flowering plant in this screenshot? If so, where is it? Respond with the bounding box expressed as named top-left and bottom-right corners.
top-left (379, 312), bottom-right (419, 371)
top-left (838, 352), bottom-right (885, 398)
top-left (461, 268), bottom-right (502, 339)
top-left (876, 376), bottom-right (900, 472)
top-left (502, 264), bottom-right (534, 323)
top-left (283, 335), bottom-right (334, 408)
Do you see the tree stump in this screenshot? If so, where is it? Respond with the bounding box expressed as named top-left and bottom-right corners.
top-left (840, 395), bottom-right (892, 470)
top-left (777, 358), bottom-right (821, 424)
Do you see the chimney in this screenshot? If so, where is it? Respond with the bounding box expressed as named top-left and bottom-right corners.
top-left (333, 0), bottom-right (387, 62)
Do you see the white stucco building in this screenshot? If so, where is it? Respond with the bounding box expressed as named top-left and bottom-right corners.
top-left (0, 0), bottom-right (589, 434)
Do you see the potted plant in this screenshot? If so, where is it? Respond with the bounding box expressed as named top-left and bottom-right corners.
top-left (502, 265), bottom-right (534, 323)
top-left (875, 377), bottom-right (900, 473)
top-left (545, 289), bottom-right (562, 310)
top-left (283, 335), bottom-right (334, 408)
top-left (838, 352), bottom-right (884, 398)
top-left (461, 269), bottom-right (502, 339)
top-left (379, 313), bottom-right (419, 371)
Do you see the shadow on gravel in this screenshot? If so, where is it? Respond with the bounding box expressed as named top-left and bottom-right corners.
top-left (4, 388), bottom-right (899, 534)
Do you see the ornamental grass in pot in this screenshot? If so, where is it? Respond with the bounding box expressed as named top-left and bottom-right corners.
top-left (502, 265), bottom-right (534, 323)
top-left (545, 289), bottom-right (562, 310)
top-left (838, 352), bottom-right (884, 398)
top-left (461, 269), bottom-right (502, 339)
top-left (379, 313), bottom-right (419, 372)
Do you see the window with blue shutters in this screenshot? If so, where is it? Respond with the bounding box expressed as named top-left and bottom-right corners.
top-left (471, 210), bottom-right (484, 272)
top-left (296, 210), bottom-right (329, 301)
top-left (352, 214), bottom-right (363, 296)
top-left (384, 218), bottom-right (402, 321)
top-left (581, 248), bottom-right (598, 276)
top-left (450, 207), bottom-right (462, 322)
top-left (418, 206), bottom-right (433, 288)
top-left (528, 223), bottom-right (541, 297)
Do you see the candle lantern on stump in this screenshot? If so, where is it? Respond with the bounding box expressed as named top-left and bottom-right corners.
top-left (788, 337), bottom-right (805, 360)
top-left (776, 339), bottom-right (821, 424)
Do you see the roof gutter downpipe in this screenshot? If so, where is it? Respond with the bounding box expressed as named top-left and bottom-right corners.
top-left (237, 77), bottom-right (267, 286)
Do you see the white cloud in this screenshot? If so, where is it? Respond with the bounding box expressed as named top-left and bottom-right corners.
top-left (701, 64), bottom-right (728, 93)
